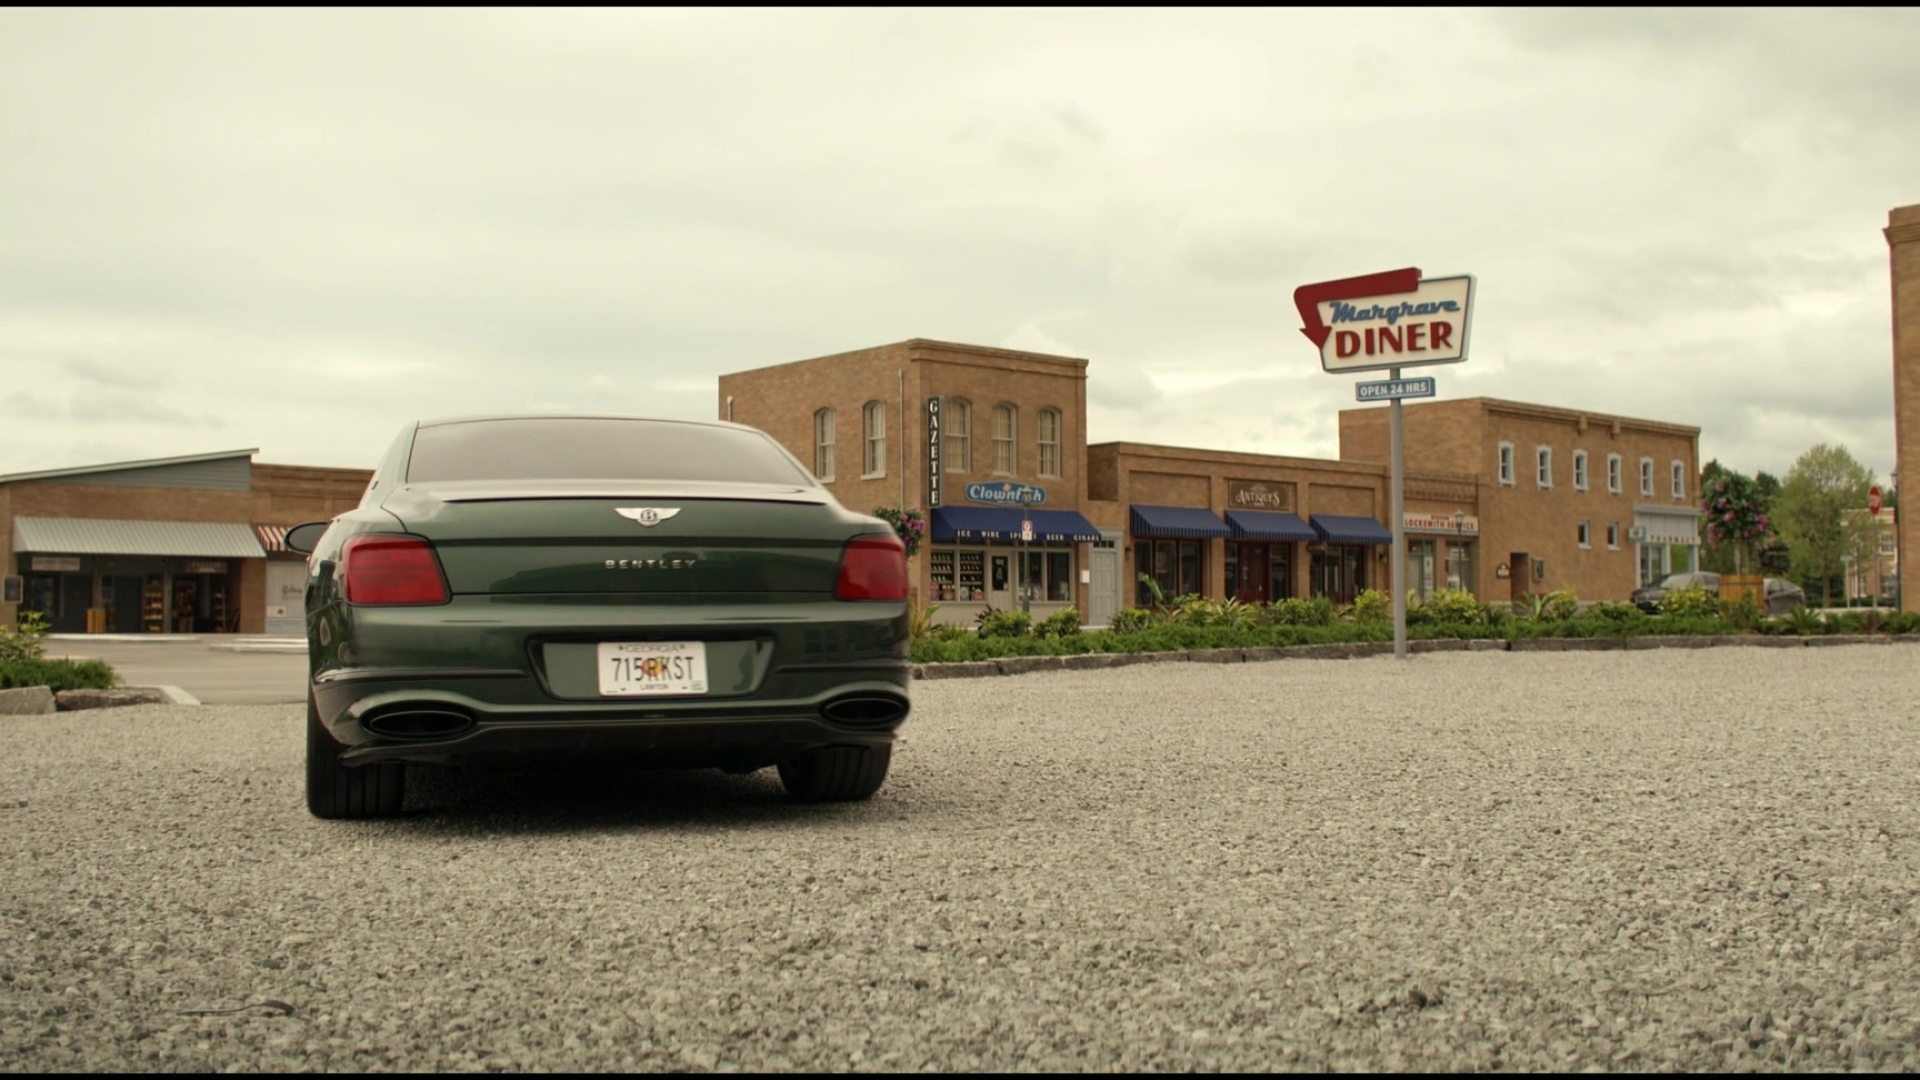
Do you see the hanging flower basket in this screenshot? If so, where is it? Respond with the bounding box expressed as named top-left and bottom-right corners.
top-left (872, 506), bottom-right (926, 559)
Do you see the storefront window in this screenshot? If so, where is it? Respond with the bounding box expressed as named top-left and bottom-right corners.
top-left (1406, 539), bottom-right (1438, 600)
top-left (1309, 545), bottom-right (1367, 606)
top-left (1020, 550), bottom-right (1076, 603)
top-left (1444, 541), bottom-right (1474, 594)
top-left (1135, 539), bottom-right (1203, 606)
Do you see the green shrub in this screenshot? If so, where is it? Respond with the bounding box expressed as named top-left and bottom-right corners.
top-left (976, 609), bottom-right (1032, 639)
top-left (1417, 589), bottom-right (1483, 625)
top-left (1034, 608), bottom-right (1082, 639)
top-left (1480, 602), bottom-right (1512, 627)
top-left (1541, 588), bottom-right (1579, 622)
top-left (1582, 601), bottom-right (1641, 623)
top-left (1108, 608), bottom-right (1155, 635)
top-left (1784, 607), bottom-right (1823, 636)
top-left (1718, 596), bottom-right (1763, 630)
top-left (0, 610), bottom-right (50, 665)
top-left (1882, 610), bottom-right (1920, 635)
top-left (1348, 588), bottom-right (1391, 624)
top-left (1268, 597), bottom-right (1336, 627)
top-left (0, 658), bottom-right (118, 692)
top-left (1821, 610), bottom-right (1865, 635)
top-left (1659, 584), bottom-right (1719, 620)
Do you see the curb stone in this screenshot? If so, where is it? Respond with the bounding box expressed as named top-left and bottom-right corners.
top-left (909, 633), bottom-right (1919, 678)
top-left (55, 687), bottom-right (174, 711)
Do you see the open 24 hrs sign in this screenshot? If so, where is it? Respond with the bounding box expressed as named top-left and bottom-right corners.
top-left (1294, 267), bottom-right (1475, 374)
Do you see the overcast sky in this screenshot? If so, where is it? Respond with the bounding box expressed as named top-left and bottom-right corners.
top-left (4, 8), bottom-right (1916, 487)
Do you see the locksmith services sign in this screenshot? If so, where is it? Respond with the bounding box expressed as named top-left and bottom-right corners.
top-left (1294, 267), bottom-right (1475, 374)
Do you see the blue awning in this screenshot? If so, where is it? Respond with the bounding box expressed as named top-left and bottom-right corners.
top-left (1129, 504), bottom-right (1230, 539)
top-left (1310, 514), bottom-right (1393, 545)
top-left (1224, 510), bottom-right (1316, 542)
top-left (930, 506), bottom-right (1100, 542)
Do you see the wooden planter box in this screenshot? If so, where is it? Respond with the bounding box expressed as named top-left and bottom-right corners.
top-left (1718, 573), bottom-right (1764, 604)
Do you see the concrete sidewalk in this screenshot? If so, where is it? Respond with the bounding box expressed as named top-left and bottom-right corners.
top-left (47, 633), bottom-right (306, 654)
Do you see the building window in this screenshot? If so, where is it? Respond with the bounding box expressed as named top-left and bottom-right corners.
top-left (944, 398), bottom-right (971, 472)
top-left (1135, 539), bottom-right (1203, 605)
top-left (1573, 450), bottom-right (1589, 492)
top-left (1883, 529), bottom-right (1898, 556)
top-left (1606, 521), bottom-right (1620, 549)
top-left (1037, 407), bottom-right (1062, 478)
top-left (1536, 446), bottom-right (1553, 489)
top-left (1020, 550), bottom-right (1075, 603)
top-left (1671, 460), bottom-right (1685, 500)
top-left (991, 404), bottom-right (1017, 474)
top-left (1607, 453), bottom-right (1622, 494)
top-left (1497, 441), bottom-right (1515, 486)
top-left (1578, 519), bottom-right (1591, 548)
top-left (1639, 457), bottom-right (1655, 496)
top-left (862, 400), bottom-right (885, 478)
top-left (812, 407), bottom-right (835, 481)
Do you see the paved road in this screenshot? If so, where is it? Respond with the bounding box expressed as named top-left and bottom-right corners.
top-left (44, 636), bottom-right (306, 705)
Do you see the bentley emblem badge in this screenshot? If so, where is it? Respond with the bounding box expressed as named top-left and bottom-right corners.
top-left (616, 507), bottom-right (681, 527)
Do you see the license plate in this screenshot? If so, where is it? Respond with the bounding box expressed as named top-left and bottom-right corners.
top-left (596, 641), bottom-right (708, 696)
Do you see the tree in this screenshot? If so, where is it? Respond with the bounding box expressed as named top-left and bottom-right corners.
top-left (1773, 444), bottom-right (1875, 607)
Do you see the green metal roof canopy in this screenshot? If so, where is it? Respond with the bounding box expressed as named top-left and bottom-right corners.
top-left (11, 517), bottom-right (268, 558)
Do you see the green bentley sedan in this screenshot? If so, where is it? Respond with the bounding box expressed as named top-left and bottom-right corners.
top-left (284, 414), bottom-right (911, 819)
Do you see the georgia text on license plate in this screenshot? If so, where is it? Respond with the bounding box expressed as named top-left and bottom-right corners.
top-left (597, 641), bottom-right (708, 696)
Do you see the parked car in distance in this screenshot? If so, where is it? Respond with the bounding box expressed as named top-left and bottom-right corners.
top-left (284, 414), bottom-right (911, 819)
top-left (1630, 570), bottom-right (1807, 617)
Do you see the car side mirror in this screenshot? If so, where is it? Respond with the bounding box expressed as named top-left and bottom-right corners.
top-left (284, 521), bottom-right (331, 555)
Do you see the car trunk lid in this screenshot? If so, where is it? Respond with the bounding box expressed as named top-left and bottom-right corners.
top-left (379, 481), bottom-right (862, 596)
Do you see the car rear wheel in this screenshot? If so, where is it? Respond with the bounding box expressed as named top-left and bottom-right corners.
top-left (306, 695), bottom-right (406, 819)
top-left (777, 744), bottom-right (891, 802)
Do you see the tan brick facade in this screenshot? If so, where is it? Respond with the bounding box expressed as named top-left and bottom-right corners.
top-left (1889, 203), bottom-right (1920, 611)
top-left (721, 340), bottom-right (1091, 624)
top-left (2, 457), bottom-right (370, 633)
top-left (1340, 398), bottom-right (1700, 602)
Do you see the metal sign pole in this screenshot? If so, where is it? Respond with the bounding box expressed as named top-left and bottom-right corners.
top-left (1389, 366), bottom-right (1407, 659)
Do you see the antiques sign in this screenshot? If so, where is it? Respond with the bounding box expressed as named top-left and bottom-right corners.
top-left (1226, 480), bottom-right (1291, 511)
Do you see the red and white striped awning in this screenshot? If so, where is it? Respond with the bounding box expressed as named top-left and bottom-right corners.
top-left (255, 525), bottom-right (292, 553)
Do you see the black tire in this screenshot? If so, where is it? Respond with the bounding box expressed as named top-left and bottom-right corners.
top-left (777, 744), bottom-right (892, 802)
top-left (306, 695), bottom-right (405, 819)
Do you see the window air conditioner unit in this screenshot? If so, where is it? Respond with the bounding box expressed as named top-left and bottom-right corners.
top-left (1626, 525), bottom-right (1649, 542)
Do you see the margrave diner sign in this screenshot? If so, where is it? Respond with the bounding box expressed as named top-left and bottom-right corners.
top-left (966, 481), bottom-right (1048, 506)
top-left (1294, 267), bottom-right (1475, 375)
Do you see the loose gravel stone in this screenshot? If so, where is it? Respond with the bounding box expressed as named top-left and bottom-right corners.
top-left (2, 645), bottom-right (1918, 1071)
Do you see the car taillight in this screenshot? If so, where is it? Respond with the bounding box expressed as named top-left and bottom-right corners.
top-left (340, 535), bottom-right (449, 605)
top-left (835, 534), bottom-right (908, 601)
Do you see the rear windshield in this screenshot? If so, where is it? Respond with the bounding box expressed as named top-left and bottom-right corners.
top-left (405, 418), bottom-right (814, 485)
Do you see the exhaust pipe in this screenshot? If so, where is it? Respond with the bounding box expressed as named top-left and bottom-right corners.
top-left (363, 707), bottom-right (475, 739)
top-left (820, 694), bottom-right (910, 727)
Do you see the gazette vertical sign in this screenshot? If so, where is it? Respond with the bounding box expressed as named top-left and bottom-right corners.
top-left (926, 397), bottom-right (942, 507)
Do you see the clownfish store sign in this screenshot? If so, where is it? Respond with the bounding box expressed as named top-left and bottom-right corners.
top-left (1294, 267), bottom-right (1475, 374)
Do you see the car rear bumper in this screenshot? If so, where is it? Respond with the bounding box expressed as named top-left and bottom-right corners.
top-left (308, 595), bottom-right (910, 768)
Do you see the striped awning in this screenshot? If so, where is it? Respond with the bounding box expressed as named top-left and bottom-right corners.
top-left (1129, 504), bottom-right (1230, 539)
top-left (1224, 510), bottom-right (1316, 542)
top-left (930, 506), bottom-right (1100, 543)
top-left (256, 525), bottom-right (292, 553)
top-left (11, 516), bottom-right (267, 558)
top-left (1309, 514), bottom-right (1394, 545)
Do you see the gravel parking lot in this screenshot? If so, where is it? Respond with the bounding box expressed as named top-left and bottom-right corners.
top-left (4, 644), bottom-right (1919, 1072)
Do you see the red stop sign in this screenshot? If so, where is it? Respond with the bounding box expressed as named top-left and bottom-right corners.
top-left (1869, 485), bottom-right (1882, 514)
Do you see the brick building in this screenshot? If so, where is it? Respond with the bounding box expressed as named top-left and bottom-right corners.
top-left (1340, 398), bottom-right (1701, 603)
top-left (721, 338), bottom-right (1701, 624)
top-left (1890, 202), bottom-right (1920, 611)
top-left (1, 450), bottom-right (371, 634)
